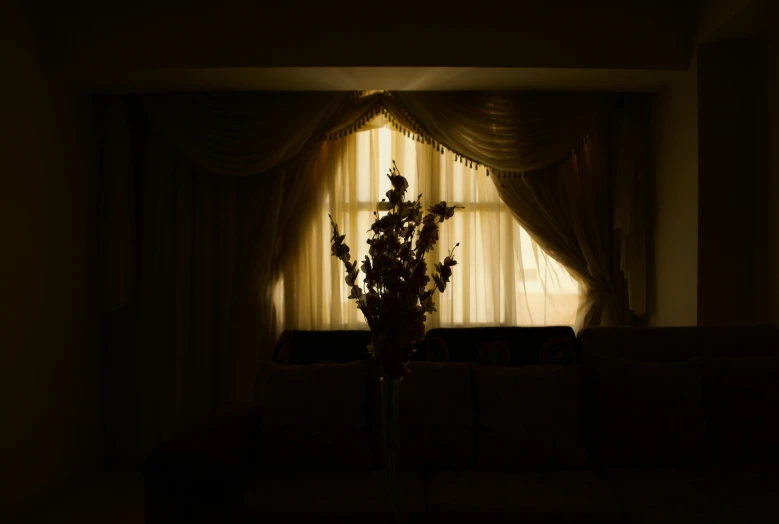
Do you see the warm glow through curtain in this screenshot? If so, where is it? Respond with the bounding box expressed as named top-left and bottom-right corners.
top-left (275, 123), bottom-right (579, 332)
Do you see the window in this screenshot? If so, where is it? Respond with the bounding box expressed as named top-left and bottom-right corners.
top-left (274, 123), bottom-right (579, 331)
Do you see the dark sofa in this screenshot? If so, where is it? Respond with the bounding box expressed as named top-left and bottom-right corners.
top-left (145, 325), bottom-right (779, 523)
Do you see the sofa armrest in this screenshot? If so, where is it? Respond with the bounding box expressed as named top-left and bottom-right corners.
top-left (144, 402), bottom-right (263, 524)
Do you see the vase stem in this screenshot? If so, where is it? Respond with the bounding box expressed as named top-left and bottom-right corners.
top-left (380, 373), bottom-right (402, 524)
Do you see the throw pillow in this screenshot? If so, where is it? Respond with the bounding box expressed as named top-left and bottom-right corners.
top-left (476, 340), bottom-right (512, 367)
top-left (261, 361), bottom-right (373, 469)
top-left (472, 365), bottom-right (591, 470)
top-left (539, 335), bottom-right (577, 365)
top-left (706, 356), bottom-right (779, 463)
top-left (424, 335), bottom-right (450, 362)
top-left (592, 357), bottom-right (710, 467)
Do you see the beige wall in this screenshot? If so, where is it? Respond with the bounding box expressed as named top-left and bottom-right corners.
top-left (648, 57), bottom-right (700, 326)
top-left (0, 2), bottom-right (100, 514)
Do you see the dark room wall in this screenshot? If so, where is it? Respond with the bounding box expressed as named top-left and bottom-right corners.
top-left (37, 3), bottom-right (697, 72)
top-left (691, 0), bottom-right (779, 326)
top-left (769, 27), bottom-right (779, 326)
top-left (697, 37), bottom-right (773, 325)
top-left (650, 0), bottom-right (779, 327)
top-left (0, 2), bottom-right (100, 514)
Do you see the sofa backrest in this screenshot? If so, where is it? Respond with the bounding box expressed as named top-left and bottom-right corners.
top-left (577, 325), bottom-right (779, 363)
top-left (422, 326), bottom-right (577, 365)
top-left (273, 326), bottom-right (578, 367)
top-left (577, 327), bottom-right (701, 363)
top-left (577, 325), bottom-right (779, 467)
top-left (272, 330), bottom-right (373, 364)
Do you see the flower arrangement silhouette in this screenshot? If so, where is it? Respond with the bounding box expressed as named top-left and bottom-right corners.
top-left (329, 160), bottom-right (461, 378)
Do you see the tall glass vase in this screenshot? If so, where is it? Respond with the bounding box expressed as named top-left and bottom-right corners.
top-left (380, 373), bottom-right (403, 524)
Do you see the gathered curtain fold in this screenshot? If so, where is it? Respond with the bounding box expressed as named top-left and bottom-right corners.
top-left (133, 121), bottom-right (276, 447)
top-left (97, 95), bottom-right (334, 457)
top-left (490, 128), bottom-right (623, 330)
top-left (130, 115), bottom-right (329, 452)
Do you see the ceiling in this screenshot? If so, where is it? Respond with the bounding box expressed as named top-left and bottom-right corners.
top-left (25, 1), bottom-right (760, 92)
top-left (57, 67), bottom-right (691, 94)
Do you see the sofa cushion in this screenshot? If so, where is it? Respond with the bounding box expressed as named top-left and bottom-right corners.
top-left (591, 357), bottom-right (710, 467)
top-left (237, 471), bottom-right (426, 524)
top-left (427, 470), bottom-right (625, 523)
top-left (601, 465), bottom-right (779, 524)
top-left (260, 362), bottom-right (373, 469)
top-left (403, 362), bottom-right (474, 469)
top-left (472, 365), bottom-right (590, 470)
top-left (706, 356), bottom-right (779, 464)
top-left (370, 362), bottom-right (474, 470)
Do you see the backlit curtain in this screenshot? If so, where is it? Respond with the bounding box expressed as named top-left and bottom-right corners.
top-left (275, 120), bottom-right (579, 332)
top-left (491, 127), bottom-right (621, 330)
top-left (340, 92), bottom-right (643, 328)
top-left (391, 92), bottom-right (647, 327)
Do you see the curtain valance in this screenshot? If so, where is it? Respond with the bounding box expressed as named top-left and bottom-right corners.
top-left (140, 90), bottom-right (615, 178)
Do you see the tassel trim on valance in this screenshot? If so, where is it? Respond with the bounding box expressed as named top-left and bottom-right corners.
top-left (384, 91), bottom-right (485, 172)
top-left (324, 91), bottom-right (486, 174)
top-left (324, 92), bottom-right (600, 181)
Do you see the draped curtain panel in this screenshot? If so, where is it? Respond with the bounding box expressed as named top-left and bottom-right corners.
top-left (98, 97), bottom-right (331, 453)
top-left (491, 127), bottom-right (622, 331)
top-left (414, 131), bottom-right (580, 327)
top-left (133, 119), bottom-right (286, 445)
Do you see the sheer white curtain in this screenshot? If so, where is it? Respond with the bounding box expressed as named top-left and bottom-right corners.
top-left (274, 122), bottom-right (579, 332)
